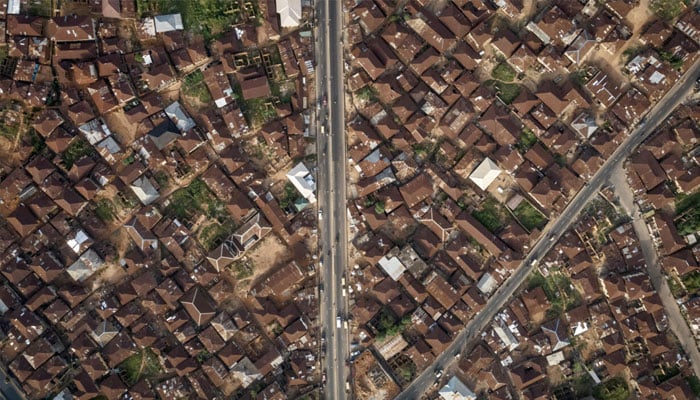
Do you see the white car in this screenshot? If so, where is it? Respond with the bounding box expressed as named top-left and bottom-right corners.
top-left (336, 316), bottom-right (342, 328)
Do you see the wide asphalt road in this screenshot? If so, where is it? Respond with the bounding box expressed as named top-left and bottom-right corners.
top-left (317, 0), bottom-right (349, 398)
top-left (396, 57), bottom-right (700, 399)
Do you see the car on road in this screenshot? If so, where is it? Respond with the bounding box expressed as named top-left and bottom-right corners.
top-left (434, 368), bottom-right (443, 379)
top-left (336, 316), bottom-right (342, 328)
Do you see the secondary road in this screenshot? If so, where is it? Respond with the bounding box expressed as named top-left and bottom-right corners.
top-left (396, 59), bottom-right (700, 399)
top-left (611, 166), bottom-right (700, 379)
top-left (316, 0), bottom-right (349, 399)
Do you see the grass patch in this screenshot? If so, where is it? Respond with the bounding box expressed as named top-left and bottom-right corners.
top-left (232, 80), bottom-right (277, 127)
top-left (571, 363), bottom-right (595, 397)
top-left (668, 276), bottom-right (685, 297)
top-left (486, 80), bottom-right (521, 105)
top-left (199, 221), bottom-right (236, 251)
top-left (677, 190), bottom-right (700, 213)
top-left (491, 62), bottom-right (516, 82)
top-left (94, 199), bottom-right (116, 222)
top-left (165, 178), bottom-right (227, 225)
top-left (154, 170), bottom-right (170, 190)
top-left (472, 196), bottom-right (508, 233)
top-left (0, 121), bottom-right (19, 141)
top-left (181, 70), bottom-right (212, 104)
top-left (516, 128), bottom-right (538, 153)
top-left (513, 201), bottom-right (547, 232)
top-left (138, 0), bottom-right (243, 42)
top-left (593, 377), bottom-right (629, 400)
top-left (582, 197), bottom-right (629, 244)
top-left (528, 271), bottom-right (582, 319)
top-left (675, 190), bottom-right (700, 235)
top-left (649, 0), bottom-right (685, 21)
top-left (230, 258), bottom-right (254, 279)
top-left (243, 98), bottom-right (277, 127)
top-left (269, 79), bottom-right (294, 104)
top-left (278, 183), bottom-right (302, 211)
top-left (682, 270), bottom-right (700, 294)
top-left (61, 139), bottom-right (95, 169)
top-left (396, 361), bottom-right (416, 382)
top-left (119, 348), bottom-right (162, 385)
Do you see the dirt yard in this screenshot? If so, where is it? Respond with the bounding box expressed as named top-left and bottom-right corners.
top-left (232, 233), bottom-right (291, 296)
top-left (0, 136), bottom-right (23, 167)
top-left (353, 350), bottom-right (401, 400)
top-left (102, 109), bottom-right (141, 147)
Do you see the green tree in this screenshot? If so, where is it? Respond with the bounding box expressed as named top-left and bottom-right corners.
top-left (374, 201), bottom-right (386, 214)
top-left (491, 62), bottom-right (516, 82)
top-left (593, 377), bottom-right (630, 400)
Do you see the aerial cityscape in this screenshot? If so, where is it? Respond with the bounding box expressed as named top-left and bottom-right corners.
top-left (0, 0), bottom-right (699, 399)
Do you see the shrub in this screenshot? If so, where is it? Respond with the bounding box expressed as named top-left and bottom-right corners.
top-left (62, 139), bottom-right (95, 169)
top-left (593, 376), bottom-right (629, 400)
top-left (491, 62), bottom-right (516, 82)
top-left (95, 199), bottom-right (116, 222)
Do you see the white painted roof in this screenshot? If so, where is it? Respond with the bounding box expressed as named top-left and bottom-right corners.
top-left (378, 254), bottom-right (405, 281)
top-left (469, 158), bottom-right (502, 191)
top-left (276, 0), bottom-right (302, 27)
top-left (7, 0), bottom-right (20, 14)
top-left (165, 101), bottom-right (196, 132)
top-left (130, 176), bottom-right (160, 205)
top-left (154, 14), bottom-right (183, 33)
top-left (438, 376), bottom-right (476, 400)
top-left (286, 162), bottom-right (317, 203)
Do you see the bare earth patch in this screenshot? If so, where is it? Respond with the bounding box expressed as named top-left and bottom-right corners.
top-left (232, 233), bottom-right (290, 295)
top-left (353, 350), bottom-right (400, 400)
top-left (103, 109), bottom-right (140, 147)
